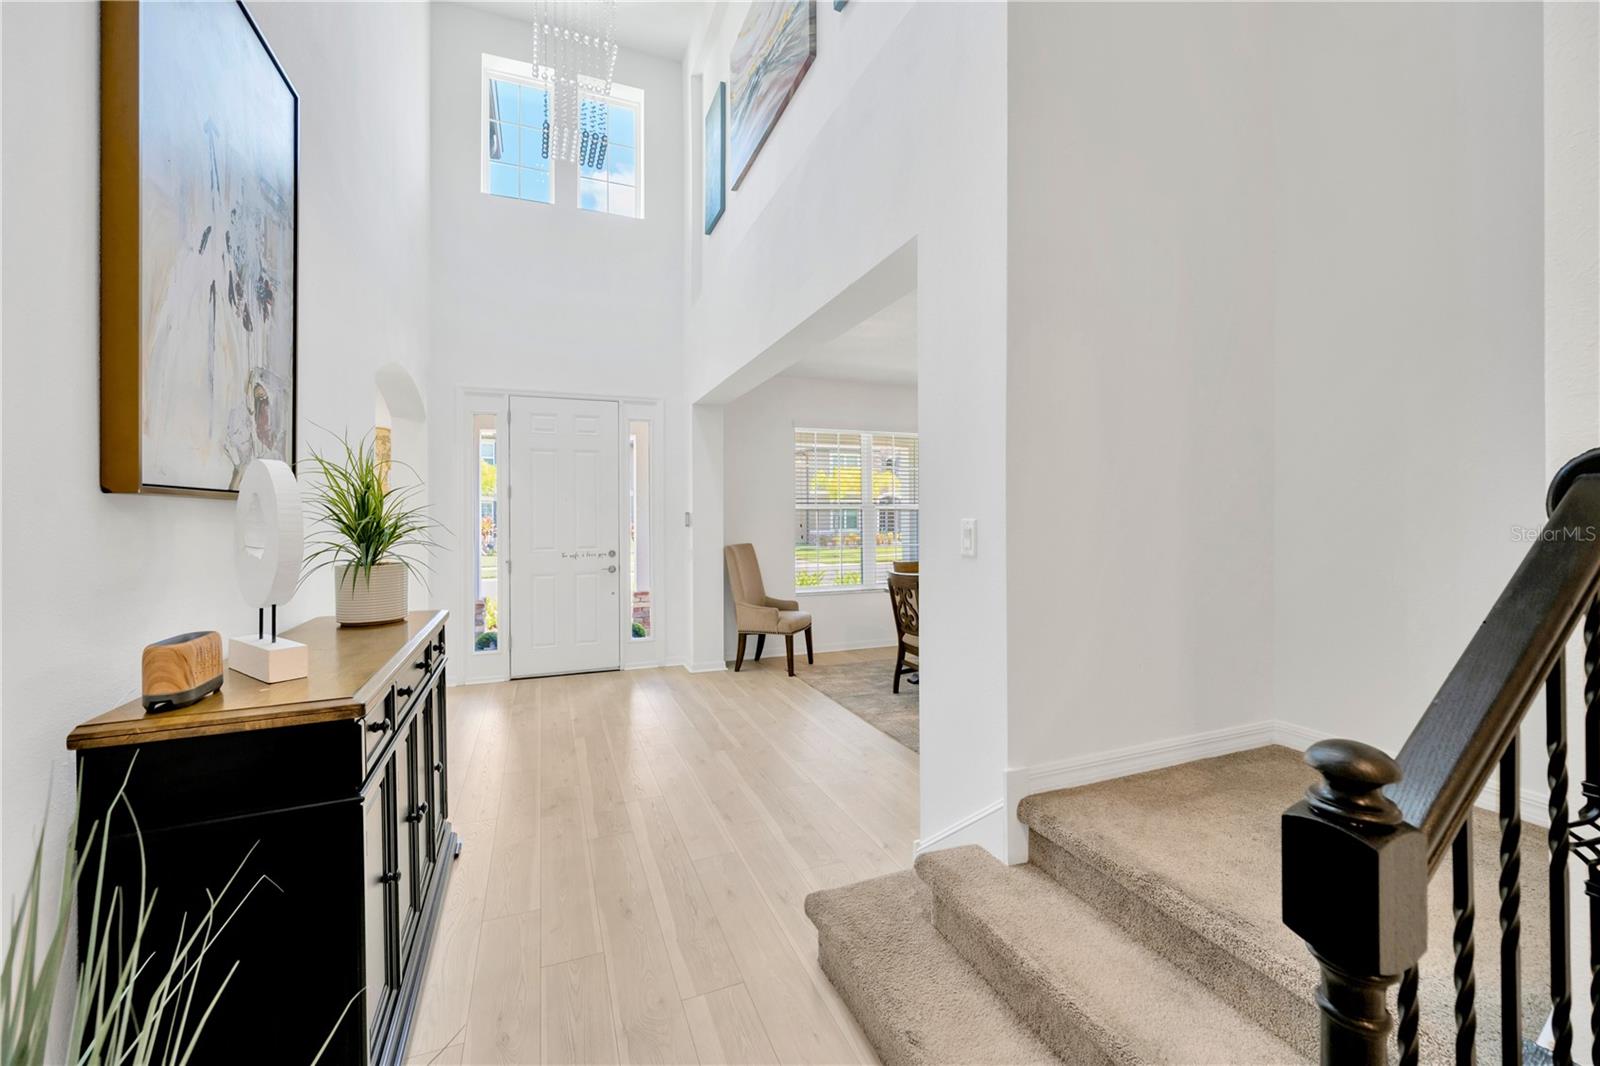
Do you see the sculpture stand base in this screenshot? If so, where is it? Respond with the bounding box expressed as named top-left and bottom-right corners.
top-left (230, 636), bottom-right (309, 683)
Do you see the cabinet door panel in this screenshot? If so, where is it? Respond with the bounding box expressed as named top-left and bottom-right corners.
top-left (363, 765), bottom-right (395, 1045)
top-left (422, 691), bottom-right (440, 868)
top-left (433, 668), bottom-right (449, 822)
top-left (395, 723), bottom-right (420, 958)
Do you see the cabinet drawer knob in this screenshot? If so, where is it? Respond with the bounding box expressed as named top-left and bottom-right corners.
top-left (413, 659), bottom-right (428, 671)
top-left (368, 718), bottom-right (392, 734)
top-left (407, 801), bottom-right (430, 824)
top-left (433, 761), bottom-right (443, 773)
top-left (379, 869), bottom-right (400, 885)
top-left (397, 685), bottom-right (414, 698)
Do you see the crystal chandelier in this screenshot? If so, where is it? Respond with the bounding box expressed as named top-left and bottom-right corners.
top-left (531, 0), bottom-right (619, 168)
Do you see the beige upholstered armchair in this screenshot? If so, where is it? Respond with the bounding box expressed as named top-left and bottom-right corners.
top-left (725, 543), bottom-right (814, 675)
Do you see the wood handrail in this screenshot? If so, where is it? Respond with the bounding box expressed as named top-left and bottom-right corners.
top-left (1390, 460), bottom-right (1600, 872)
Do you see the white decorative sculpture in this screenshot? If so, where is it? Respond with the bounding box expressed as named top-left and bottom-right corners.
top-left (231, 459), bottom-right (308, 683)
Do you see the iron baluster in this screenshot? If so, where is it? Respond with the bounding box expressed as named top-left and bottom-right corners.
top-left (1577, 599), bottom-right (1600, 1066)
top-left (1398, 965), bottom-right (1421, 1066)
top-left (1502, 738), bottom-right (1524, 1066)
top-left (1549, 658), bottom-right (1575, 1065)
top-left (1453, 822), bottom-right (1478, 1065)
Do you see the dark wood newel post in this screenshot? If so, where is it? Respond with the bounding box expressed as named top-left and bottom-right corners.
top-left (1283, 739), bottom-right (1429, 1065)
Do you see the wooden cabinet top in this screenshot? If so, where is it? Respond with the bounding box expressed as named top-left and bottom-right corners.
top-left (67, 610), bottom-right (448, 751)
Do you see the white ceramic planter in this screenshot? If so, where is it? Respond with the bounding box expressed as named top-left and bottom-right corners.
top-left (334, 561), bottom-right (408, 626)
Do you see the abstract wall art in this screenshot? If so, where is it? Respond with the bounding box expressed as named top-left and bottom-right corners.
top-left (705, 82), bottom-right (727, 234)
top-left (729, 0), bottom-right (816, 190)
top-left (101, 0), bottom-right (298, 497)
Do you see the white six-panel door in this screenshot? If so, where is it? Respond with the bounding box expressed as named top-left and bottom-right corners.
top-left (508, 396), bottom-right (621, 677)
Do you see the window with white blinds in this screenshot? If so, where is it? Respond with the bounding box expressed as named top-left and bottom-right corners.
top-left (794, 428), bottom-right (919, 590)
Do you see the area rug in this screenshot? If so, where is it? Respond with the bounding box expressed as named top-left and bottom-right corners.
top-left (799, 660), bottom-right (919, 752)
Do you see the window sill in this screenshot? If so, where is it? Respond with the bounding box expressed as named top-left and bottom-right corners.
top-left (794, 587), bottom-right (887, 597)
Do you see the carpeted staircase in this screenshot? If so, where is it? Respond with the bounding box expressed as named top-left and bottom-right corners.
top-left (805, 745), bottom-right (1551, 1065)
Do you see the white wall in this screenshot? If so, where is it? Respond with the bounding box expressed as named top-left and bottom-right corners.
top-left (1004, 2), bottom-right (1545, 818)
top-left (1546, 0), bottom-right (1600, 479)
top-left (0, 0), bottom-right (432, 1043)
top-left (427, 3), bottom-right (689, 674)
top-left (722, 373), bottom-right (917, 657)
top-left (683, 2), bottom-right (1010, 854)
top-left (1269, 2), bottom-right (1545, 754)
top-left (1006, 2), bottom-right (1277, 775)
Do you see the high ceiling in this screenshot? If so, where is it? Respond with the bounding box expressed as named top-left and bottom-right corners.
top-left (782, 292), bottom-right (919, 387)
top-left (450, 1), bottom-right (711, 62)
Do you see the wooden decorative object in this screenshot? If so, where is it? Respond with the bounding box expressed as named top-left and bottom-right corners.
top-left (375, 425), bottom-right (392, 492)
top-left (140, 631), bottom-right (224, 711)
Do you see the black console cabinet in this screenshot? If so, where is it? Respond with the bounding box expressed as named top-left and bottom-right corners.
top-left (69, 611), bottom-right (455, 1065)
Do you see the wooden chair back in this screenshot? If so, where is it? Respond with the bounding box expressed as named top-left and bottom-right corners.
top-left (887, 572), bottom-right (919, 641)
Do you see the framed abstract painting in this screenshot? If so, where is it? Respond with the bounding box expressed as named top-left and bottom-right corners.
top-left (705, 82), bottom-right (727, 235)
top-left (101, 0), bottom-right (298, 497)
top-left (729, 0), bottom-right (817, 190)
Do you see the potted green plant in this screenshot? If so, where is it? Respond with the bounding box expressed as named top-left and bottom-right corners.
top-left (301, 431), bottom-right (439, 627)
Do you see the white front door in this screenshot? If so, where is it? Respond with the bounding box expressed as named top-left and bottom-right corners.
top-left (508, 396), bottom-right (621, 677)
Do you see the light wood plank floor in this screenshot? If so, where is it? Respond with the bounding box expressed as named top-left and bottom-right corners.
top-left (406, 647), bottom-right (916, 1066)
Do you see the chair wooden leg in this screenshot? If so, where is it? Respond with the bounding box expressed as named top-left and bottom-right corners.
top-left (754, 634), bottom-right (765, 662)
top-left (785, 634), bottom-right (795, 676)
top-left (804, 626), bottom-right (814, 664)
top-left (894, 644), bottom-right (904, 694)
top-left (735, 633), bottom-right (747, 672)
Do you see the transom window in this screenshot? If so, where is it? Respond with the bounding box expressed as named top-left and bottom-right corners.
top-left (794, 429), bottom-right (920, 591)
top-left (481, 55), bottom-right (644, 219)
top-left (486, 77), bottom-right (553, 204)
top-left (579, 95), bottom-right (641, 218)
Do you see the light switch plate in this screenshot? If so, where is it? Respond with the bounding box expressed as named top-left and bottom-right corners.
top-left (960, 518), bottom-right (977, 557)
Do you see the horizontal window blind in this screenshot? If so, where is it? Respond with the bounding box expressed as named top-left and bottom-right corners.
top-left (794, 428), bottom-right (918, 591)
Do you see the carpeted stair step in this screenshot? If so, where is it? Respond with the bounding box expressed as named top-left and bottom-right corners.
top-left (916, 845), bottom-right (1307, 1065)
top-left (805, 870), bottom-right (1059, 1066)
top-left (1017, 744), bottom-right (1550, 1062)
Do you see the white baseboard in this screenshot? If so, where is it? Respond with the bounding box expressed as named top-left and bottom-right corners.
top-left (1018, 720), bottom-right (1292, 800)
top-left (999, 718), bottom-right (1557, 864)
top-left (914, 799), bottom-right (1006, 858)
top-left (1269, 720), bottom-right (1328, 752)
top-left (1471, 780), bottom-right (1552, 829)
top-left (813, 639), bottom-right (896, 655)
top-left (722, 639), bottom-right (894, 660)
top-left (1266, 720), bottom-right (1553, 828)
top-left (685, 660), bottom-right (727, 674)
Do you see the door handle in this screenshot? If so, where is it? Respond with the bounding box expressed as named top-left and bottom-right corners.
top-left (604, 565), bottom-right (617, 574)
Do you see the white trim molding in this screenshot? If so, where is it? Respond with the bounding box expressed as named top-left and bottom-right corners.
top-left (997, 718), bottom-right (1556, 867)
top-left (1266, 720), bottom-right (1551, 829)
top-left (685, 660), bottom-right (728, 674)
top-left (1019, 720), bottom-right (1291, 802)
top-left (914, 799), bottom-right (1006, 858)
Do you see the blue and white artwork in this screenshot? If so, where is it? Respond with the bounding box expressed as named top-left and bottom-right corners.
top-left (138, 1), bottom-right (297, 493)
top-left (704, 82), bottom-right (726, 234)
top-left (729, 0), bottom-right (816, 190)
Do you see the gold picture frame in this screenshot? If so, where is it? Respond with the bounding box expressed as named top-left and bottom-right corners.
top-left (100, 0), bottom-right (299, 497)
